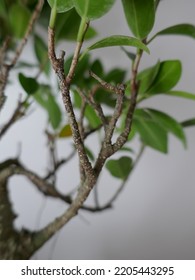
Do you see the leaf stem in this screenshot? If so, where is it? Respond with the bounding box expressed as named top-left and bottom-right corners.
top-left (49, 6), bottom-right (57, 29)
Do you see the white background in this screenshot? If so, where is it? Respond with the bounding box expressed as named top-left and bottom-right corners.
top-left (0, 0), bottom-right (195, 259)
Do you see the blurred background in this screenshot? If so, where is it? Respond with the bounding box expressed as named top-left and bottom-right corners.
top-left (0, 0), bottom-right (195, 259)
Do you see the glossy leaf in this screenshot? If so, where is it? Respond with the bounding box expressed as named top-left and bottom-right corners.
top-left (34, 35), bottom-right (50, 76)
top-left (34, 85), bottom-right (62, 129)
top-left (58, 124), bottom-right (72, 137)
top-left (47, 0), bottom-right (74, 13)
top-left (122, 0), bottom-right (155, 39)
top-left (155, 24), bottom-right (195, 40)
top-left (9, 3), bottom-right (31, 38)
top-left (86, 35), bottom-right (150, 53)
top-left (19, 73), bottom-right (39, 95)
top-left (147, 60), bottom-right (182, 94)
top-left (106, 156), bottom-right (133, 180)
top-left (73, 0), bottom-right (115, 20)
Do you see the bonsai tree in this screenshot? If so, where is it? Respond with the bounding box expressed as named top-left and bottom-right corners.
top-left (0, 0), bottom-right (195, 259)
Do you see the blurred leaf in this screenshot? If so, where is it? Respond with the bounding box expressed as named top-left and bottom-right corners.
top-left (146, 109), bottom-right (186, 147)
top-left (147, 60), bottom-right (182, 94)
top-left (56, 9), bottom-right (97, 41)
top-left (9, 3), bottom-right (31, 38)
top-left (64, 53), bottom-right (90, 86)
top-left (58, 124), bottom-right (72, 137)
top-left (73, 0), bottom-right (115, 20)
top-left (34, 34), bottom-right (50, 75)
top-left (138, 61), bottom-right (160, 94)
top-left (134, 109), bottom-right (168, 153)
top-left (181, 118), bottom-right (195, 128)
top-left (19, 73), bottom-right (39, 95)
top-left (122, 0), bottom-right (155, 39)
top-left (154, 24), bottom-right (195, 41)
top-left (134, 108), bottom-right (187, 152)
top-left (34, 85), bottom-right (62, 129)
top-left (120, 146), bottom-right (134, 153)
top-left (106, 156), bottom-right (133, 180)
top-left (120, 46), bottom-right (136, 61)
top-left (85, 105), bottom-right (101, 128)
top-left (0, 1), bottom-right (6, 18)
top-left (106, 68), bottom-right (126, 83)
top-left (165, 90), bottom-right (195, 100)
top-left (47, 0), bottom-right (74, 13)
top-left (86, 35), bottom-right (150, 53)
top-left (90, 59), bottom-right (104, 77)
top-left (85, 146), bottom-right (94, 161)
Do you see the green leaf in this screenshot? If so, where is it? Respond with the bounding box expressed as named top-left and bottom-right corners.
top-left (146, 109), bottom-right (186, 147)
top-left (154, 24), bottom-right (195, 40)
top-left (86, 35), bottom-right (150, 53)
top-left (147, 60), bottom-right (182, 94)
top-left (0, 1), bottom-right (6, 18)
top-left (122, 0), bottom-right (155, 39)
top-left (85, 146), bottom-right (94, 161)
top-left (34, 34), bottom-right (50, 76)
top-left (34, 85), bottom-right (62, 129)
top-left (19, 73), bottom-right (39, 95)
top-left (134, 109), bottom-right (168, 153)
top-left (9, 3), bottom-right (31, 38)
top-left (56, 9), bottom-right (97, 41)
top-left (85, 105), bottom-right (101, 128)
top-left (106, 156), bottom-right (133, 180)
top-left (138, 61), bottom-right (160, 94)
top-left (64, 53), bottom-right (90, 87)
top-left (73, 0), bottom-right (115, 20)
top-left (120, 46), bottom-right (136, 61)
top-left (47, 0), bottom-right (74, 13)
top-left (181, 118), bottom-right (195, 128)
top-left (165, 90), bottom-right (195, 100)
top-left (58, 124), bottom-right (72, 137)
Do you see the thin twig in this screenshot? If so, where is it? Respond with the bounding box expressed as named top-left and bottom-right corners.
top-left (0, 97), bottom-right (27, 139)
top-left (77, 87), bottom-right (107, 132)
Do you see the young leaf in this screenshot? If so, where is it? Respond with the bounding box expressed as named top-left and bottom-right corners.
top-left (19, 73), bottom-right (39, 95)
top-left (47, 0), bottom-right (74, 13)
top-left (34, 85), bottom-right (62, 129)
top-left (9, 3), bottom-right (31, 38)
top-left (58, 124), bottom-right (72, 137)
top-left (154, 24), bottom-right (195, 40)
top-left (86, 35), bottom-right (150, 54)
top-left (73, 0), bottom-right (115, 20)
top-left (147, 60), bottom-right (182, 94)
top-left (122, 0), bottom-right (155, 39)
top-left (106, 156), bottom-right (133, 180)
